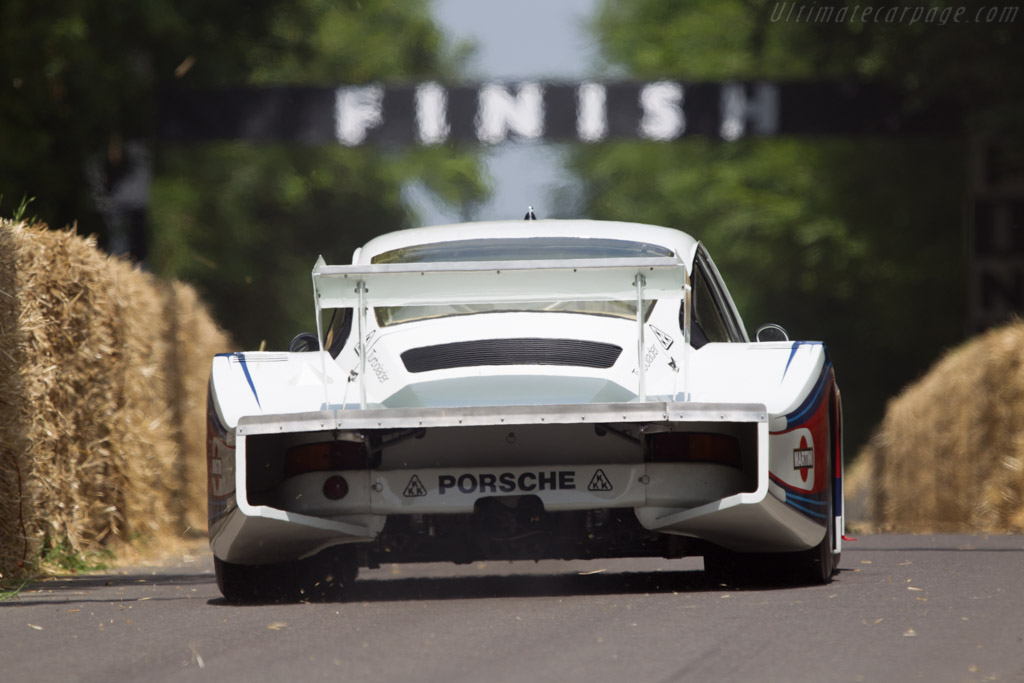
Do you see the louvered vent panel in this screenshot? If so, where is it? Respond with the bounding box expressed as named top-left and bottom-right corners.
top-left (401, 338), bottom-right (623, 373)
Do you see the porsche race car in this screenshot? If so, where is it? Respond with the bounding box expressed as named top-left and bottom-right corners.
top-left (206, 219), bottom-right (844, 601)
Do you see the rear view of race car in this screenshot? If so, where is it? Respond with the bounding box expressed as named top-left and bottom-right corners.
top-left (207, 219), bottom-right (843, 601)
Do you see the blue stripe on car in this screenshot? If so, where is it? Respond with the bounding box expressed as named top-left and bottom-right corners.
top-left (782, 341), bottom-right (819, 379)
top-left (786, 490), bottom-right (828, 507)
top-left (783, 362), bottom-right (832, 427)
top-left (234, 352), bottom-right (262, 409)
top-left (785, 499), bottom-right (828, 520)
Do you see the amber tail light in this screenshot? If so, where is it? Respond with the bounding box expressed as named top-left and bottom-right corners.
top-left (648, 432), bottom-right (742, 468)
top-left (285, 440), bottom-right (365, 478)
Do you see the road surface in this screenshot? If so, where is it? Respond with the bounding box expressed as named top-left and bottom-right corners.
top-left (2, 534), bottom-right (1022, 682)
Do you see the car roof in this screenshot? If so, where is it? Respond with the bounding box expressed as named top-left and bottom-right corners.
top-left (356, 219), bottom-right (699, 267)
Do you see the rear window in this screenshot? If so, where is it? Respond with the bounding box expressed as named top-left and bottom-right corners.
top-left (371, 237), bottom-right (674, 264)
top-left (371, 237), bottom-right (673, 327)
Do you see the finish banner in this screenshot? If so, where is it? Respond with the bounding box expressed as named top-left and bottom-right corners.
top-left (158, 81), bottom-right (960, 145)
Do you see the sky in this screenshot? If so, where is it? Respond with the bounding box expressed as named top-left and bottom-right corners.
top-left (405, 0), bottom-right (602, 226)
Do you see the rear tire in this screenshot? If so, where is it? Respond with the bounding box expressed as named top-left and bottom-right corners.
top-left (214, 557), bottom-right (284, 603)
top-left (215, 546), bottom-right (359, 603)
top-left (705, 406), bottom-right (839, 587)
top-left (779, 496), bottom-right (836, 584)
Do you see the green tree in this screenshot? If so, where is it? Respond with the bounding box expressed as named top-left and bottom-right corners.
top-left (0, 0), bottom-right (296, 233)
top-left (576, 0), bottom-right (1024, 453)
top-left (0, 0), bottom-right (487, 348)
top-left (150, 1), bottom-right (488, 348)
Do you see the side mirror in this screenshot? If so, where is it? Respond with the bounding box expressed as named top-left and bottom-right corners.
top-left (755, 323), bottom-right (789, 343)
top-left (288, 332), bottom-right (320, 352)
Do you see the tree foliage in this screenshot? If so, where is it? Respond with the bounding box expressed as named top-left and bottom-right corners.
top-left (578, 0), bottom-right (1024, 452)
top-left (0, 0), bottom-right (487, 348)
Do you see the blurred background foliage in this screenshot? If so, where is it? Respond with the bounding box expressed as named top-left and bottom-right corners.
top-left (0, 0), bottom-right (488, 348)
top-left (2, 0), bottom-right (1023, 454)
top-left (575, 0), bottom-right (1024, 452)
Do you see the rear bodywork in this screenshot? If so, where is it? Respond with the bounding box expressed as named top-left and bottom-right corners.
top-left (207, 220), bottom-right (843, 573)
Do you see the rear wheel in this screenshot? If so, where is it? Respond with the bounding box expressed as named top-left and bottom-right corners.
top-left (779, 479), bottom-right (836, 584)
top-left (215, 546), bottom-right (359, 603)
top-left (705, 407), bottom-right (839, 587)
top-left (214, 557), bottom-right (282, 603)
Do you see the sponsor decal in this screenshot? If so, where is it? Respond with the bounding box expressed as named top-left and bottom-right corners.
top-left (587, 469), bottom-right (614, 492)
top-left (353, 330), bottom-right (388, 382)
top-left (438, 471), bottom-right (576, 495)
top-left (649, 324), bottom-right (675, 350)
top-left (368, 353), bottom-right (389, 383)
top-left (643, 343), bottom-right (659, 371)
top-left (208, 436), bottom-right (234, 498)
top-left (403, 475), bottom-right (427, 498)
top-left (211, 451), bottom-right (222, 487)
top-left (632, 344), bottom-right (659, 375)
top-left (354, 330), bottom-right (377, 357)
top-left (793, 435), bottom-right (814, 482)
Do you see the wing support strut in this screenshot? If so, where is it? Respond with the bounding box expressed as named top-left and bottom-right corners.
top-left (313, 260), bottom-right (329, 407)
top-left (357, 280), bottom-right (367, 410)
top-left (681, 271), bottom-right (692, 402)
top-left (634, 273), bottom-right (646, 402)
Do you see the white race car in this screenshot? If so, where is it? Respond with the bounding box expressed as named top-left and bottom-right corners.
top-left (207, 219), bottom-right (843, 601)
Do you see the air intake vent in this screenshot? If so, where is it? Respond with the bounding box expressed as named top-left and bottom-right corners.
top-left (401, 339), bottom-right (623, 373)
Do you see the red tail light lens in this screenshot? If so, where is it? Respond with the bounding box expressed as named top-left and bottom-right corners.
top-left (323, 475), bottom-right (349, 500)
top-left (285, 440), bottom-right (365, 477)
top-left (649, 432), bottom-right (741, 468)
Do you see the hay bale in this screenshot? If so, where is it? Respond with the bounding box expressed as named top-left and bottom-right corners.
top-left (851, 320), bottom-right (1024, 533)
top-left (0, 224), bottom-right (31, 575)
top-left (0, 220), bottom-right (231, 579)
top-left (165, 281), bottom-right (229, 534)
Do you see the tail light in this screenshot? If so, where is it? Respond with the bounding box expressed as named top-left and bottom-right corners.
top-left (648, 432), bottom-right (741, 468)
top-left (322, 475), bottom-right (349, 500)
top-left (285, 440), bottom-right (365, 477)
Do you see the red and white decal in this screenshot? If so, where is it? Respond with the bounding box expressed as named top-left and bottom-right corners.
top-left (207, 425), bottom-right (235, 499)
top-left (772, 428), bottom-right (815, 492)
top-left (770, 388), bottom-right (830, 494)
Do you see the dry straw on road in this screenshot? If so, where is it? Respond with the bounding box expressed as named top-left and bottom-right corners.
top-left (848, 320), bottom-right (1024, 533)
top-left (0, 220), bottom-right (230, 579)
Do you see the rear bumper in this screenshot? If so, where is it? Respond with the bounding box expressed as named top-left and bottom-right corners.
top-left (231, 401), bottom-right (766, 434)
top-left (210, 401), bottom-right (824, 564)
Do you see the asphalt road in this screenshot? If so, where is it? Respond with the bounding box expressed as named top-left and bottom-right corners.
top-left (2, 534), bottom-right (1023, 683)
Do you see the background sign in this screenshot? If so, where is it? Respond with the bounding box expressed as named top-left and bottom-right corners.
top-left (153, 81), bottom-right (1020, 330)
top-left (158, 81), bottom-right (960, 145)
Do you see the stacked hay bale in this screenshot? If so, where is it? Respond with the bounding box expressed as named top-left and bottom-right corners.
top-left (0, 220), bottom-right (231, 579)
top-left (165, 281), bottom-right (232, 534)
top-left (849, 320), bottom-right (1024, 533)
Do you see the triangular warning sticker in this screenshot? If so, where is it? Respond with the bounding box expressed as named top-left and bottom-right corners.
top-left (588, 469), bottom-right (614, 492)
top-left (649, 324), bottom-right (674, 350)
top-left (403, 475), bottom-right (427, 497)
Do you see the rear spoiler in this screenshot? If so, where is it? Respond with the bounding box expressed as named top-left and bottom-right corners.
top-left (310, 256), bottom-right (692, 407)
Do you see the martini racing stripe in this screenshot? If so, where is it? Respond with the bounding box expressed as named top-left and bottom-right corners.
top-left (769, 473), bottom-right (828, 521)
top-left (779, 361), bottom-right (833, 430)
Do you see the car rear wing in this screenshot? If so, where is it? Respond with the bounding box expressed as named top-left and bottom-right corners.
top-left (310, 255), bottom-right (692, 407)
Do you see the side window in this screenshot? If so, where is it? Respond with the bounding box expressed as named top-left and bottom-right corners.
top-left (325, 308), bottom-right (353, 358)
top-left (693, 264), bottom-right (732, 344)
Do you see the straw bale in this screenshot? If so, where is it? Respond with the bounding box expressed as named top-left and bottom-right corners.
top-left (850, 320), bottom-right (1024, 533)
top-left (0, 220), bottom-right (231, 580)
top-left (165, 280), bottom-right (228, 533)
top-left (0, 223), bottom-right (32, 575)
